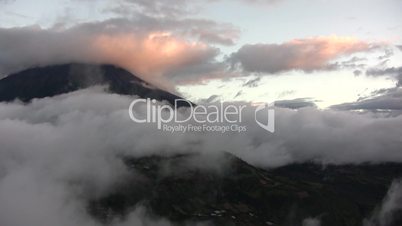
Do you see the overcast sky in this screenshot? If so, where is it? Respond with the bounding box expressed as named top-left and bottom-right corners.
top-left (0, 0), bottom-right (401, 107)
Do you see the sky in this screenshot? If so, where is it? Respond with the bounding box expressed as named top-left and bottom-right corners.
top-left (0, 0), bottom-right (401, 107)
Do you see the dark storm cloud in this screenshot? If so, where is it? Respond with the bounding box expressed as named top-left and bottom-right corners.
top-left (274, 98), bottom-right (317, 109)
top-left (229, 37), bottom-right (381, 74)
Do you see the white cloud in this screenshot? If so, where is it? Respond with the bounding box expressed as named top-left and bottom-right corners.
top-left (1, 88), bottom-right (402, 225)
top-left (364, 180), bottom-right (402, 226)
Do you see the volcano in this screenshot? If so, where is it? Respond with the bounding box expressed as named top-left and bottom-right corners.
top-left (0, 63), bottom-right (189, 107)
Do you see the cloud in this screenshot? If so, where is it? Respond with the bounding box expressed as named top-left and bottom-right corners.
top-left (364, 180), bottom-right (402, 226)
top-left (238, 0), bottom-right (283, 5)
top-left (101, 0), bottom-right (241, 46)
top-left (91, 32), bottom-right (219, 82)
top-left (378, 48), bottom-right (394, 61)
top-left (0, 88), bottom-right (210, 226)
top-left (332, 65), bottom-right (402, 114)
top-left (331, 88), bottom-right (402, 112)
top-left (229, 36), bottom-right (381, 74)
top-left (242, 76), bottom-right (261, 87)
top-left (108, 0), bottom-right (283, 18)
top-left (189, 23), bottom-right (239, 46)
top-left (330, 56), bottom-right (367, 71)
top-left (302, 217), bottom-right (321, 226)
top-left (103, 10), bottom-right (240, 46)
top-left (1, 88), bottom-right (402, 225)
top-left (354, 70), bottom-right (362, 76)
top-left (0, 20), bottom-right (223, 88)
top-left (367, 66), bottom-right (402, 77)
top-left (274, 98), bottom-right (317, 109)
top-left (0, 0), bottom-right (14, 3)
top-left (110, 206), bottom-right (210, 226)
top-left (2, 88), bottom-right (402, 168)
top-left (367, 66), bottom-right (402, 86)
top-left (109, 0), bottom-right (190, 17)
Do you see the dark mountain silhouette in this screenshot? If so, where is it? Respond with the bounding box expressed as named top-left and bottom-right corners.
top-left (0, 63), bottom-right (190, 107)
top-left (89, 152), bottom-right (402, 226)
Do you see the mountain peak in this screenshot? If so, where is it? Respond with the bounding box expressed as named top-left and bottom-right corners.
top-left (0, 63), bottom-right (187, 106)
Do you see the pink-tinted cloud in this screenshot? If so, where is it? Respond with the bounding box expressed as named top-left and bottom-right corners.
top-left (229, 36), bottom-right (382, 74)
top-left (91, 32), bottom-right (218, 85)
top-left (0, 25), bottom-right (220, 89)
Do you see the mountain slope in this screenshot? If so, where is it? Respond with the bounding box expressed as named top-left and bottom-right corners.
top-left (88, 152), bottom-right (402, 226)
top-left (0, 63), bottom-right (188, 106)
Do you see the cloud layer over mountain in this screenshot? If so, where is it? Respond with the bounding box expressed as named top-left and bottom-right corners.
top-left (1, 86), bottom-right (402, 225)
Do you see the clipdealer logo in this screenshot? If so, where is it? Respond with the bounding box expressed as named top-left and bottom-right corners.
top-left (254, 102), bottom-right (275, 133)
top-left (128, 99), bottom-right (275, 133)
